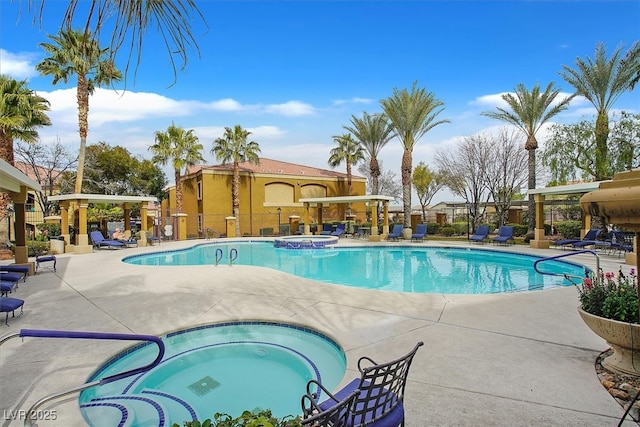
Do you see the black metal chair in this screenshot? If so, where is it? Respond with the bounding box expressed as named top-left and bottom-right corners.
top-left (302, 384), bottom-right (359, 426)
top-left (309, 341), bottom-right (424, 426)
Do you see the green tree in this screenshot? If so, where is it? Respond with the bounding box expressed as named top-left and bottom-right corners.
top-left (412, 162), bottom-right (443, 222)
top-left (150, 123), bottom-right (204, 214)
top-left (560, 42), bottom-right (640, 180)
top-left (380, 81), bottom-right (449, 233)
top-left (482, 82), bottom-right (573, 233)
top-left (543, 112), bottom-right (640, 183)
top-left (0, 75), bottom-right (52, 219)
top-left (328, 133), bottom-right (365, 217)
top-left (37, 28), bottom-right (122, 194)
top-left (24, 0), bottom-right (206, 84)
top-left (212, 125), bottom-right (261, 237)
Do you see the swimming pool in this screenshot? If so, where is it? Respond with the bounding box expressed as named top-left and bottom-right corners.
top-left (123, 242), bottom-right (587, 294)
top-left (79, 322), bottom-right (346, 425)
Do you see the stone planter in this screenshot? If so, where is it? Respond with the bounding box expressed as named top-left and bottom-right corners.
top-left (578, 307), bottom-right (640, 376)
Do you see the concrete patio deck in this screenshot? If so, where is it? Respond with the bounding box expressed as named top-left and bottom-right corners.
top-left (0, 238), bottom-right (637, 426)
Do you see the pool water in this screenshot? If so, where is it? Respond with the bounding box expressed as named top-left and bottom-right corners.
top-left (124, 242), bottom-right (586, 294)
top-left (79, 322), bottom-right (346, 426)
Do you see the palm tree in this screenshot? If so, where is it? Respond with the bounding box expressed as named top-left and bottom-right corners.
top-left (482, 82), bottom-right (574, 233)
top-left (328, 133), bottom-right (365, 217)
top-left (150, 123), bottom-right (204, 214)
top-left (560, 42), bottom-right (640, 181)
top-left (212, 125), bottom-right (261, 237)
top-left (342, 112), bottom-right (394, 196)
top-left (380, 81), bottom-right (449, 233)
top-left (0, 76), bottom-right (52, 165)
top-left (25, 0), bottom-right (205, 84)
top-left (0, 75), bottom-right (52, 220)
top-left (36, 28), bottom-right (122, 194)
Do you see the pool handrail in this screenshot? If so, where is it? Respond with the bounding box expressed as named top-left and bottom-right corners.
top-left (0, 328), bottom-right (164, 427)
top-left (215, 247), bottom-right (223, 265)
top-left (230, 248), bottom-right (238, 265)
top-left (532, 249), bottom-right (600, 285)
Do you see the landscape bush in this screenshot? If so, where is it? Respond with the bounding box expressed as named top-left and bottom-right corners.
top-left (556, 221), bottom-right (582, 239)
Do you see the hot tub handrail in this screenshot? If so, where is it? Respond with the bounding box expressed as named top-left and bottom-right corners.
top-left (0, 329), bottom-right (164, 427)
top-left (533, 250), bottom-right (600, 284)
top-left (230, 248), bottom-right (238, 265)
top-left (215, 247), bottom-right (223, 266)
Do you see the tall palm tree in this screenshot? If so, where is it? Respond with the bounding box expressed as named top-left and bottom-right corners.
top-left (150, 123), bottom-right (204, 214)
top-left (380, 81), bottom-right (449, 232)
top-left (560, 42), bottom-right (640, 181)
top-left (342, 112), bottom-right (394, 196)
top-left (36, 28), bottom-right (122, 194)
top-left (25, 0), bottom-right (205, 84)
top-left (0, 75), bottom-right (52, 219)
top-left (212, 125), bottom-right (261, 237)
top-left (328, 133), bottom-right (365, 216)
top-left (482, 82), bottom-right (574, 233)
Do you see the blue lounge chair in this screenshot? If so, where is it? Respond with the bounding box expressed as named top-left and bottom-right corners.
top-left (387, 224), bottom-right (403, 241)
top-left (1, 296), bottom-right (24, 326)
top-left (552, 228), bottom-right (601, 250)
top-left (331, 223), bottom-right (346, 237)
top-left (90, 231), bottom-right (125, 250)
top-left (1, 281), bottom-right (17, 297)
top-left (493, 226), bottom-right (514, 245)
top-left (319, 223), bottom-right (333, 235)
top-left (0, 272), bottom-right (23, 283)
top-left (0, 265), bottom-right (29, 281)
top-left (411, 224), bottom-right (427, 241)
top-left (469, 225), bottom-right (490, 243)
top-left (313, 342), bottom-right (423, 427)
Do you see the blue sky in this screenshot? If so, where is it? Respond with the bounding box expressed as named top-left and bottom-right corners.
top-left (1, 1), bottom-right (639, 203)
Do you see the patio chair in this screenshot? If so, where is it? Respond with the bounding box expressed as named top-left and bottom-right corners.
top-left (331, 223), bottom-right (346, 238)
top-left (1, 281), bottom-right (17, 297)
top-left (311, 341), bottom-right (424, 427)
top-left (552, 228), bottom-right (601, 250)
top-left (0, 272), bottom-right (25, 283)
top-left (1, 296), bottom-right (24, 326)
top-left (301, 384), bottom-right (359, 426)
top-left (0, 265), bottom-right (29, 281)
top-left (89, 231), bottom-right (125, 250)
top-left (319, 223), bottom-right (334, 235)
top-left (493, 226), bottom-right (515, 246)
top-left (387, 224), bottom-right (403, 241)
top-left (411, 223), bottom-right (427, 241)
top-left (121, 230), bottom-right (138, 247)
top-left (469, 225), bottom-right (490, 243)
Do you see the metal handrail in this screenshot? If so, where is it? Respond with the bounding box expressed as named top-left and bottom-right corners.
top-left (533, 249), bottom-right (600, 284)
top-left (0, 329), bottom-right (164, 427)
top-left (230, 248), bottom-right (238, 266)
top-left (215, 247), bottom-right (223, 265)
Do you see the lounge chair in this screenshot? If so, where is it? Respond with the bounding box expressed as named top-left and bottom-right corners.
top-left (90, 231), bottom-right (125, 250)
top-left (0, 265), bottom-right (29, 281)
top-left (0, 272), bottom-right (23, 283)
top-left (319, 223), bottom-right (333, 235)
top-left (1, 281), bottom-right (17, 297)
top-left (121, 230), bottom-right (138, 247)
top-left (310, 342), bottom-right (424, 427)
top-left (552, 229), bottom-right (601, 250)
top-left (387, 224), bottom-right (403, 241)
top-left (146, 231), bottom-right (160, 246)
top-left (301, 385), bottom-right (359, 426)
top-left (331, 223), bottom-right (346, 237)
top-left (470, 225), bottom-right (490, 243)
top-left (36, 255), bottom-right (57, 272)
top-left (411, 223), bottom-right (427, 241)
top-left (294, 225), bottom-right (305, 235)
top-left (1, 297), bottom-right (24, 326)
top-left (493, 226), bottom-right (515, 245)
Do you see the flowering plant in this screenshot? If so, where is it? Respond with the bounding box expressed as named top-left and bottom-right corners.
top-left (576, 268), bottom-right (638, 323)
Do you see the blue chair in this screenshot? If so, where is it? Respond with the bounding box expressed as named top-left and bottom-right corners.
top-left (319, 223), bottom-right (334, 235)
top-left (0, 265), bottom-right (29, 281)
top-left (331, 223), bottom-right (346, 238)
top-left (387, 224), bottom-right (403, 241)
top-left (552, 228), bottom-right (600, 250)
top-left (1, 297), bottom-right (24, 326)
top-left (493, 226), bottom-right (514, 245)
top-left (312, 342), bottom-right (424, 427)
top-left (90, 231), bottom-right (125, 250)
top-left (469, 225), bottom-right (490, 243)
top-left (411, 224), bottom-right (427, 241)
top-left (302, 384), bottom-right (359, 426)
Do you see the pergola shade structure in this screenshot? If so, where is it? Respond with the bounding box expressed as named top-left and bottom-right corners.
top-left (48, 193), bottom-right (158, 254)
top-left (0, 158), bottom-right (42, 264)
top-left (299, 195), bottom-right (395, 240)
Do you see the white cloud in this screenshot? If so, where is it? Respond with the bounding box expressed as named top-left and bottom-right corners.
top-left (264, 100), bottom-right (315, 116)
top-left (0, 49), bottom-right (38, 80)
top-left (332, 97), bottom-right (375, 106)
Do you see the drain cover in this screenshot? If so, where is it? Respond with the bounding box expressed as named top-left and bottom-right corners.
top-left (188, 376), bottom-right (221, 396)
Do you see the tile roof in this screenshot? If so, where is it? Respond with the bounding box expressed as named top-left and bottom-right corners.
top-left (188, 158), bottom-right (364, 179)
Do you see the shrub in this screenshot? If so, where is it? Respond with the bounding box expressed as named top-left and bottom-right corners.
top-left (37, 223), bottom-right (61, 238)
top-left (426, 222), bottom-right (440, 235)
top-left (440, 226), bottom-right (455, 237)
top-left (26, 240), bottom-right (50, 257)
top-left (451, 222), bottom-right (469, 235)
top-left (556, 221), bottom-right (582, 239)
top-left (577, 268), bottom-right (638, 323)
top-left (509, 223), bottom-right (528, 237)
top-left (174, 410), bottom-right (302, 427)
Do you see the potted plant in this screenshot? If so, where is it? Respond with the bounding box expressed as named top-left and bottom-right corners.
top-left (575, 267), bottom-right (640, 376)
